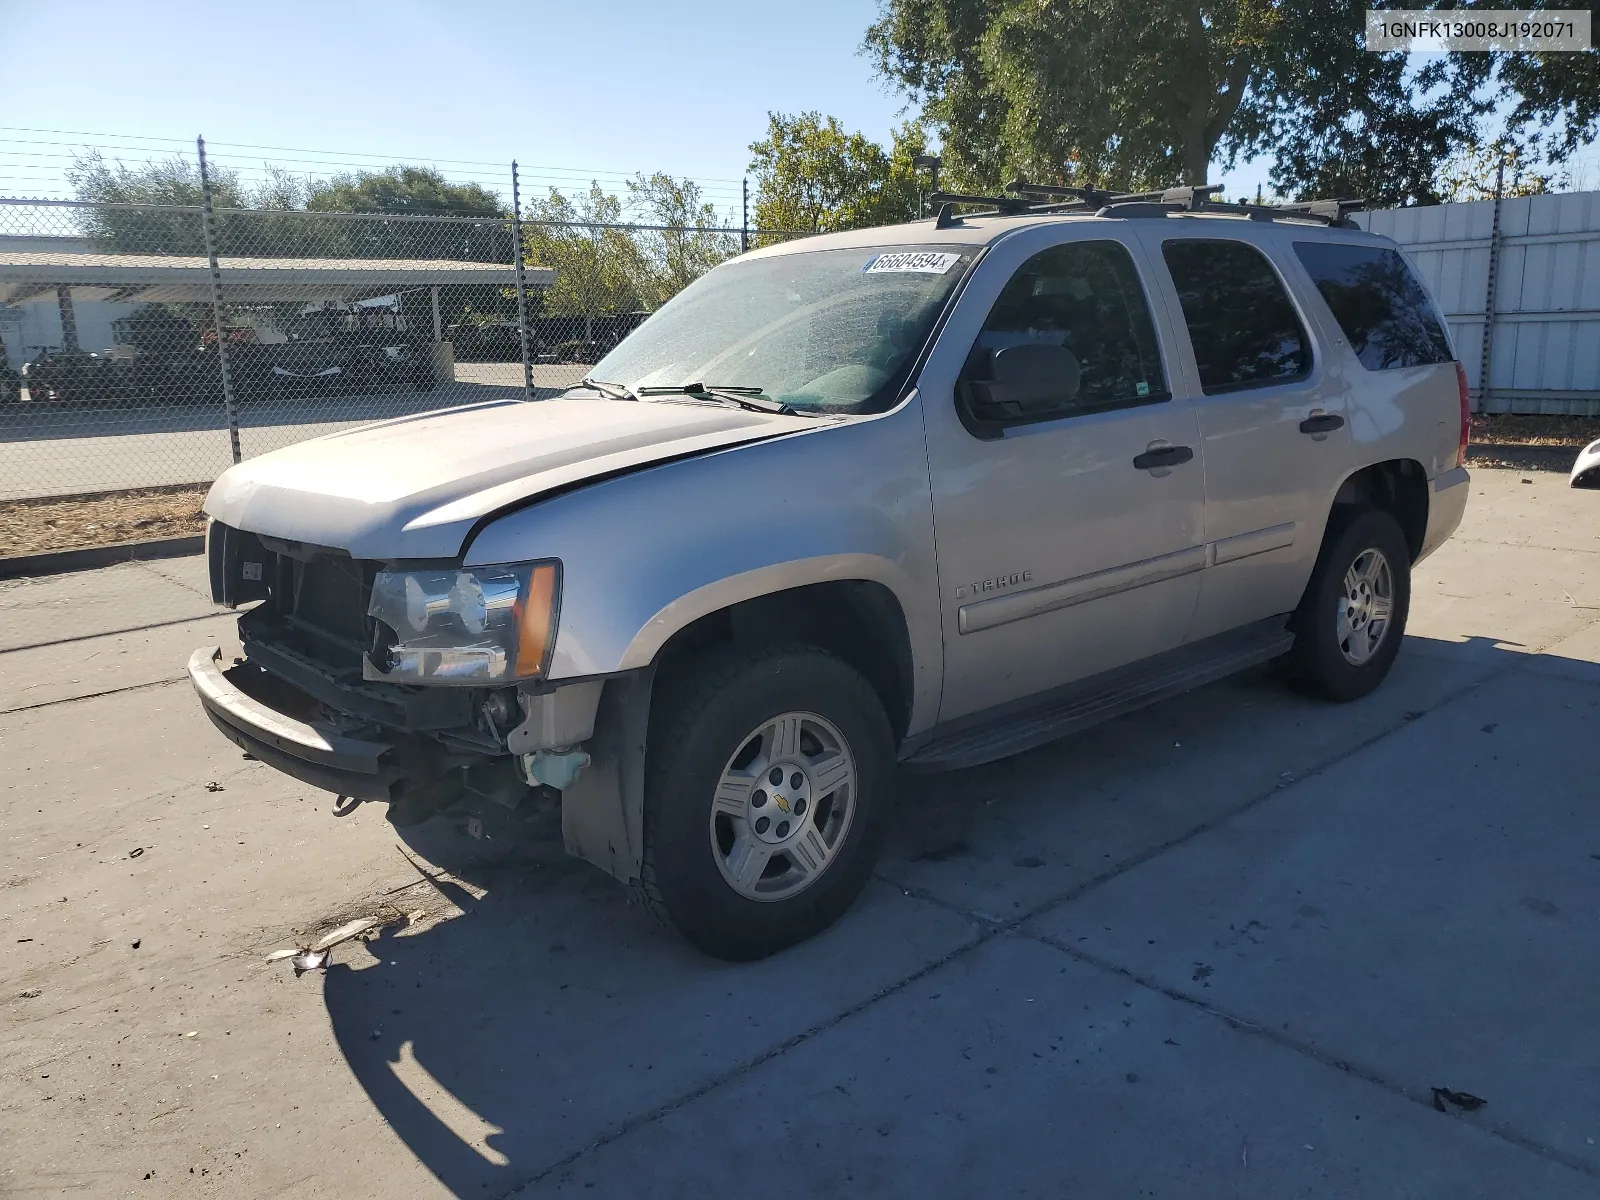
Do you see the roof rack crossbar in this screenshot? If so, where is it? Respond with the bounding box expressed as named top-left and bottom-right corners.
top-left (923, 180), bottom-right (1365, 228)
top-left (1200, 196), bottom-right (1365, 227)
top-left (1158, 184), bottom-right (1225, 211)
top-left (926, 191), bottom-right (1032, 215)
top-left (1006, 180), bottom-right (1180, 209)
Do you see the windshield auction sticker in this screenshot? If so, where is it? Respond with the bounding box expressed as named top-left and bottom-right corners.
top-left (1366, 9), bottom-right (1590, 50)
top-left (863, 251), bottom-right (963, 274)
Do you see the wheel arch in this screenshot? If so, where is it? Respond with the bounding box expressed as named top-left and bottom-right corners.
top-left (646, 575), bottom-right (919, 746)
top-left (1330, 458), bottom-right (1429, 562)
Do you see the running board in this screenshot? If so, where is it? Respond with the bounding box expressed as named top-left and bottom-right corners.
top-left (900, 619), bottom-right (1295, 772)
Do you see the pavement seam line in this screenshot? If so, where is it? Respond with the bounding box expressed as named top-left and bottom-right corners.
top-left (1032, 931), bottom-right (1600, 1182)
top-left (880, 663), bottom-right (1503, 936)
top-left (503, 913), bottom-right (993, 1197)
top-left (504, 661), bottom-right (1516, 1192)
top-left (0, 611), bottom-right (225, 655)
top-left (1450, 536), bottom-right (1600, 557)
top-left (0, 675), bottom-right (185, 715)
top-left (131, 557), bottom-right (213, 602)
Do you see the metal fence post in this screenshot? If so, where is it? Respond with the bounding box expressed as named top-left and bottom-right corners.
top-left (197, 136), bottom-right (242, 463)
top-left (509, 161), bottom-right (535, 402)
top-left (1476, 153), bottom-right (1506, 415)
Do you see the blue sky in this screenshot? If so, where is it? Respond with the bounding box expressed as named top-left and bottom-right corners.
top-left (0, 0), bottom-right (1269, 210)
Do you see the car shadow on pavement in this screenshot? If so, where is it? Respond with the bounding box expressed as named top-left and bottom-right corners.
top-left (317, 631), bottom-right (1584, 1197)
top-left (321, 797), bottom-right (977, 1196)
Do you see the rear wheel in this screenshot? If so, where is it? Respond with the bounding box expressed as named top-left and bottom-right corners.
top-left (641, 644), bottom-right (894, 961)
top-left (1283, 508), bottom-right (1411, 701)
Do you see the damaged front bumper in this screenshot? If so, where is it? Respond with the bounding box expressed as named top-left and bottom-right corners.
top-left (189, 646), bottom-right (403, 803)
top-left (187, 646), bottom-right (504, 823)
top-left (188, 645), bottom-right (651, 886)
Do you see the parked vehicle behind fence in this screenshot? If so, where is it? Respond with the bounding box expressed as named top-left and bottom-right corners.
top-left (191, 184), bottom-right (1471, 960)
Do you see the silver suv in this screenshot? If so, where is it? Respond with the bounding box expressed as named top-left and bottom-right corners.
top-left (191, 187), bottom-right (1471, 960)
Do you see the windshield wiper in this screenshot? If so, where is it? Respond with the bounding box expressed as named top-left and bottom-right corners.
top-left (579, 377), bottom-right (639, 401)
top-left (636, 382), bottom-right (804, 415)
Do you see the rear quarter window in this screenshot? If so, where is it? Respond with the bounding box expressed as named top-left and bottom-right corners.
top-left (1160, 239), bottom-right (1311, 394)
top-left (1292, 241), bottom-right (1454, 370)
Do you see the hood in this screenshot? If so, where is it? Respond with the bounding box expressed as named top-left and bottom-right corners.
top-left (204, 395), bottom-right (817, 559)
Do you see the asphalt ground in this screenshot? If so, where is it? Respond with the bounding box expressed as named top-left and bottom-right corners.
top-left (0, 364), bottom-right (586, 500)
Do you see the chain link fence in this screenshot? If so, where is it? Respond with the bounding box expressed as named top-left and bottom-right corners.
top-left (0, 186), bottom-right (804, 504)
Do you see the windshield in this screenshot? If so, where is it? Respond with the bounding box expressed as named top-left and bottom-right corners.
top-left (585, 244), bottom-right (978, 414)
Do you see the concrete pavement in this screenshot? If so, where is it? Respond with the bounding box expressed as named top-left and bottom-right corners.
top-left (1, 467), bottom-right (1598, 1198)
top-left (0, 364), bottom-right (586, 499)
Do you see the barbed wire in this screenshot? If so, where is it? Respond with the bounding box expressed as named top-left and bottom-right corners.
top-left (0, 127), bottom-right (751, 215)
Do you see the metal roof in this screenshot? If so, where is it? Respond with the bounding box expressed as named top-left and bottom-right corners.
top-left (0, 250), bottom-right (552, 305)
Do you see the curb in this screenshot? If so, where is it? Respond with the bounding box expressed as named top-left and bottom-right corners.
top-left (0, 535), bottom-right (205, 580)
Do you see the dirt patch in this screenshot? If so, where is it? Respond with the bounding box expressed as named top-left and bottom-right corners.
top-left (1471, 413), bottom-right (1600, 447)
top-left (0, 484), bottom-right (208, 557)
top-left (1467, 414), bottom-right (1599, 474)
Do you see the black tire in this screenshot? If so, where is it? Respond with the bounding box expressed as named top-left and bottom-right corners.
top-left (641, 643), bottom-right (895, 961)
top-left (1283, 507), bottom-right (1412, 702)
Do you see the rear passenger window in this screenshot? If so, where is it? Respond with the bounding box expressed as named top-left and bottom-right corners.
top-left (1161, 240), bottom-right (1311, 393)
top-left (1293, 241), bottom-right (1453, 370)
top-left (960, 239), bottom-right (1167, 427)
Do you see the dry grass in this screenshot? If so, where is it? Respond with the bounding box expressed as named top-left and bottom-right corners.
top-left (1, 484), bottom-right (208, 558)
top-left (1467, 413), bottom-right (1600, 473)
top-left (1470, 413), bottom-right (1600, 448)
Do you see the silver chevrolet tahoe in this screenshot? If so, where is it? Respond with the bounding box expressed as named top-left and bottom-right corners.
top-left (191, 187), bottom-right (1471, 960)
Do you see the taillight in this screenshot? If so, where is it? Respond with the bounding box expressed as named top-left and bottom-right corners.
top-left (1454, 361), bottom-right (1471, 469)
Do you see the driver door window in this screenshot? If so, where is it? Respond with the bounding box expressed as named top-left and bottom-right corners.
top-left (960, 240), bottom-right (1168, 430)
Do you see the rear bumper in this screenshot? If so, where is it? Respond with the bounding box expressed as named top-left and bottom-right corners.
top-left (187, 646), bottom-right (399, 802)
top-left (1417, 466), bottom-right (1469, 564)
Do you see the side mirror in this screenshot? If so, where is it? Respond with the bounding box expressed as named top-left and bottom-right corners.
top-left (965, 342), bottom-right (1081, 420)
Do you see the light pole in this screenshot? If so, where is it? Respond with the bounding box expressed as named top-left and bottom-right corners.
top-left (912, 154), bottom-right (942, 216)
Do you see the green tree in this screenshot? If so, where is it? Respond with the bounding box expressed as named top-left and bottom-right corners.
top-left (864, 0), bottom-right (1600, 202)
top-left (865, 0), bottom-right (1276, 191)
top-left (747, 112), bottom-right (928, 234)
top-left (521, 184), bottom-right (650, 318)
top-left (624, 173), bottom-right (739, 306)
top-left (1436, 137), bottom-right (1564, 202)
top-left (298, 165), bottom-right (510, 262)
top-left (68, 150), bottom-right (247, 254)
top-left (304, 166), bottom-right (504, 217)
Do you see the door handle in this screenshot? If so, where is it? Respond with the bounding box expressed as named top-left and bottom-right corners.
top-left (1299, 413), bottom-right (1345, 435)
top-left (1132, 445), bottom-right (1194, 471)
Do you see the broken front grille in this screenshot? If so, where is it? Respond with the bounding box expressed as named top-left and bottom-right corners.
top-left (292, 554), bottom-right (371, 651)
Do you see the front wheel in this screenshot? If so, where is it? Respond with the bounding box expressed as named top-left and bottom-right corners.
top-left (641, 644), bottom-right (895, 961)
top-left (1283, 508), bottom-right (1412, 702)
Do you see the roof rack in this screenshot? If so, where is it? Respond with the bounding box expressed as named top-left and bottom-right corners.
top-left (927, 181), bottom-right (1363, 229)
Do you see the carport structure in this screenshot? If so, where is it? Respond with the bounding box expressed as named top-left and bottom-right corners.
top-left (0, 248), bottom-right (554, 356)
top-left (0, 241), bottom-right (560, 500)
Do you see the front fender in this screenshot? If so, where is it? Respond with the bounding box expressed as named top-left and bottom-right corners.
top-left (463, 401), bottom-right (944, 734)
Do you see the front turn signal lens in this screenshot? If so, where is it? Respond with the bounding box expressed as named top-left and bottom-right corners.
top-left (514, 562), bottom-right (560, 680)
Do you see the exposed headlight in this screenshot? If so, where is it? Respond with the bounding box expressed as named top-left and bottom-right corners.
top-left (364, 561), bottom-right (560, 684)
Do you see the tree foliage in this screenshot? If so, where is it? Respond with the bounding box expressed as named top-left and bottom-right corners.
top-left (1436, 137), bottom-right (1564, 202)
top-left (625, 173), bottom-right (739, 306)
top-left (68, 150), bottom-right (247, 255)
top-left (747, 112), bottom-right (929, 233)
top-left (303, 166), bottom-right (504, 217)
top-left (864, 0), bottom-right (1600, 204)
top-left (520, 175), bottom-right (738, 317)
top-left (68, 155), bottom-right (512, 258)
